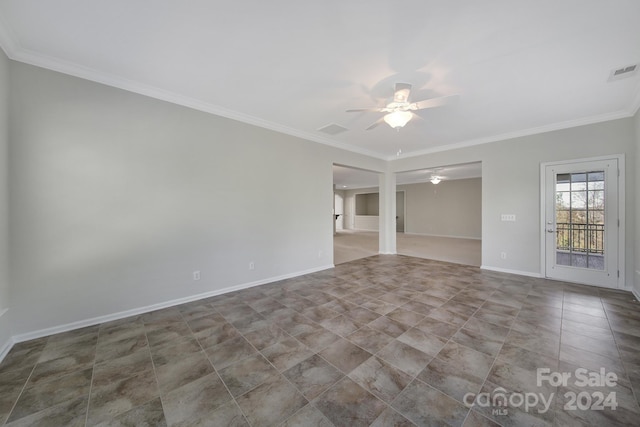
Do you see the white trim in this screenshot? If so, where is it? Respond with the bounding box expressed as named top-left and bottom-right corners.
top-left (631, 85), bottom-right (640, 116)
top-left (539, 154), bottom-right (626, 289)
top-left (403, 232), bottom-right (481, 241)
top-left (0, 35), bottom-right (637, 162)
top-left (4, 48), bottom-right (389, 161)
top-left (397, 189), bottom-right (406, 233)
top-left (379, 251), bottom-right (397, 255)
top-left (481, 265), bottom-right (543, 278)
top-left (388, 111), bottom-right (634, 161)
top-left (0, 308), bottom-right (12, 363)
top-left (0, 336), bottom-right (14, 363)
top-left (633, 270), bottom-right (640, 300)
top-left (11, 264), bottom-right (333, 344)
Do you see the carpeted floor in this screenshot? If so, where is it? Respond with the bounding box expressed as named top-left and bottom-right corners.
top-left (333, 230), bottom-right (481, 266)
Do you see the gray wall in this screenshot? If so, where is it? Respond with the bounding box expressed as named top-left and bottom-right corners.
top-left (2, 55), bottom-right (639, 345)
top-left (398, 178), bottom-right (481, 239)
top-left (7, 61), bottom-right (385, 336)
top-left (0, 50), bottom-right (9, 347)
top-left (344, 187), bottom-right (379, 230)
top-left (355, 193), bottom-right (379, 216)
top-left (392, 118), bottom-right (636, 287)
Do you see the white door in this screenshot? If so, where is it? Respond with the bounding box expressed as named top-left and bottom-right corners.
top-left (544, 159), bottom-right (619, 288)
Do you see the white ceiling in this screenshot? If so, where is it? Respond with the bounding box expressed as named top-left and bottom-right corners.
top-left (334, 162), bottom-right (481, 189)
top-left (1, 1), bottom-right (639, 160)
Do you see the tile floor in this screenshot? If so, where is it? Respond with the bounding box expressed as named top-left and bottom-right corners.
top-left (1, 255), bottom-right (640, 426)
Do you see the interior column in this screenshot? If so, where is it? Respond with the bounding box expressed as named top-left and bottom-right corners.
top-left (379, 170), bottom-right (396, 254)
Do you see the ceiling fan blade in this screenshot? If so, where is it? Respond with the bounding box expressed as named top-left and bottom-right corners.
top-left (346, 107), bottom-right (384, 113)
top-left (411, 94), bottom-right (459, 110)
top-left (393, 83), bottom-right (412, 103)
top-left (365, 117), bottom-right (385, 130)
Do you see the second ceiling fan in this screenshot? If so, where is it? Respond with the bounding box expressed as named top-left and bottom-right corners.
top-left (347, 83), bottom-right (457, 130)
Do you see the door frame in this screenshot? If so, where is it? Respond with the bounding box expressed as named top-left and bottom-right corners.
top-left (396, 190), bottom-right (406, 233)
top-left (539, 154), bottom-right (626, 289)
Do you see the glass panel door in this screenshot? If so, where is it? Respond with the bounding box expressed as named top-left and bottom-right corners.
top-left (544, 159), bottom-right (619, 289)
top-left (554, 171), bottom-right (605, 270)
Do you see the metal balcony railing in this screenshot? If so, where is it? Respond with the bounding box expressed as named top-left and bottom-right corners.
top-left (555, 223), bottom-right (604, 254)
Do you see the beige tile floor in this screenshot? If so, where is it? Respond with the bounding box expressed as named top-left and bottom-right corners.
top-left (333, 231), bottom-right (481, 266)
top-left (1, 255), bottom-right (639, 426)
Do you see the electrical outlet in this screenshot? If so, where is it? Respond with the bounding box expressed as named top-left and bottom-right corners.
top-left (193, 271), bottom-right (201, 281)
top-left (500, 252), bottom-right (507, 260)
top-left (249, 262), bottom-right (255, 270)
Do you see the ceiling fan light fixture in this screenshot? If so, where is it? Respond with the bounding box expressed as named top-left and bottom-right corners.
top-left (383, 110), bottom-right (412, 128)
top-left (430, 176), bottom-right (442, 185)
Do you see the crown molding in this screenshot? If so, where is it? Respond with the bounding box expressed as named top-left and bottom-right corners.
top-left (388, 109), bottom-right (635, 161)
top-left (630, 81), bottom-right (640, 117)
top-left (0, 38), bottom-right (388, 161)
top-left (1, 28), bottom-right (638, 163)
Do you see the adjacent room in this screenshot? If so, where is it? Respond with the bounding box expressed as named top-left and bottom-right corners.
top-left (0, 2), bottom-right (639, 427)
top-left (333, 162), bottom-right (482, 267)
top-left (396, 162), bottom-right (482, 266)
top-left (332, 165), bottom-right (380, 265)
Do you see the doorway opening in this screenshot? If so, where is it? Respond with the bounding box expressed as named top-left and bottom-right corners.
top-left (333, 164), bottom-right (380, 264)
top-left (395, 162), bottom-right (482, 266)
top-left (396, 191), bottom-right (405, 232)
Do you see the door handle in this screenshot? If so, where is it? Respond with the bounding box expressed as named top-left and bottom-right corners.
top-left (547, 228), bottom-right (555, 233)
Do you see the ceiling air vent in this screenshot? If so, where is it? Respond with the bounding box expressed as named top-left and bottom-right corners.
top-left (318, 123), bottom-right (348, 135)
top-left (608, 64), bottom-right (638, 82)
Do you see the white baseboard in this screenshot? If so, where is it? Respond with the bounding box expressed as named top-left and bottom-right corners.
top-left (0, 336), bottom-right (13, 363)
top-left (632, 270), bottom-right (640, 301)
top-left (0, 308), bottom-right (13, 363)
top-left (403, 232), bottom-right (481, 241)
top-left (11, 264), bottom-right (334, 345)
top-left (480, 265), bottom-right (543, 278)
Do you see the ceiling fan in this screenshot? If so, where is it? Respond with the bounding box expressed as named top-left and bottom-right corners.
top-left (347, 83), bottom-right (457, 130)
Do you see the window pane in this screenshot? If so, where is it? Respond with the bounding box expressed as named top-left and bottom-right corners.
top-left (587, 172), bottom-right (604, 190)
top-left (556, 192), bottom-right (570, 209)
top-left (588, 190), bottom-right (604, 209)
top-left (554, 170), bottom-right (606, 272)
top-left (572, 173), bottom-right (587, 182)
top-left (588, 172), bottom-right (604, 181)
top-left (571, 228), bottom-right (586, 251)
top-left (572, 181), bottom-right (587, 191)
top-left (571, 211), bottom-right (586, 224)
top-left (588, 210), bottom-right (604, 224)
top-left (571, 191), bottom-right (586, 209)
top-left (556, 210), bottom-right (570, 223)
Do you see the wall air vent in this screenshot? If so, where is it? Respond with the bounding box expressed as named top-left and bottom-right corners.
top-left (608, 64), bottom-right (638, 82)
top-left (318, 123), bottom-right (348, 135)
